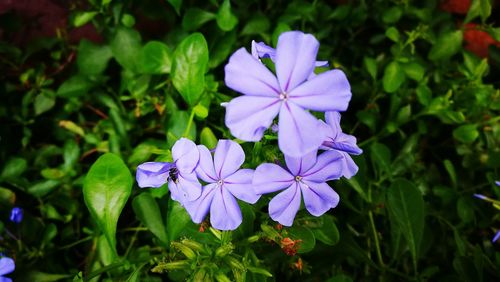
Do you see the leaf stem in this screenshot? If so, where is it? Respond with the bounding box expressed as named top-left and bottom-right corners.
top-left (183, 107), bottom-right (196, 137)
top-left (369, 210), bottom-right (385, 268)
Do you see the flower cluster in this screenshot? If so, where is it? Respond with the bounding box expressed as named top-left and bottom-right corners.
top-left (137, 31), bottom-right (361, 230)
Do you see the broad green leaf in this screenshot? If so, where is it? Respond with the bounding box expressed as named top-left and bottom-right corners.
top-left (166, 199), bottom-right (192, 242)
top-left (428, 30), bottom-right (463, 61)
top-left (403, 62), bottom-right (425, 81)
top-left (370, 142), bottom-right (392, 177)
top-left (139, 41), bottom-right (172, 74)
top-left (387, 178), bottom-right (424, 271)
top-left (1, 157), bottom-right (27, 179)
top-left (182, 8), bottom-right (216, 31)
top-left (312, 215), bottom-right (340, 246)
top-left (241, 14), bottom-right (270, 35)
top-left (28, 180), bottom-right (60, 197)
top-left (416, 84), bottom-right (432, 106)
top-left (288, 226), bottom-right (316, 253)
top-left (110, 27), bottom-right (142, 72)
top-left (453, 124), bottom-right (479, 143)
top-left (383, 61), bottom-right (405, 93)
top-left (83, 153), bottom-right (133, 256)
top-left (385, 27), bottom-right (400, 42)
top-left (167, 0), bottom-right (182, 15)
top-left (209, 31), bottom-right (237, 69)
top-left (382, 6), bottom-right (403, 24)
top-left (73, 11), bottom-right (98, 27)
top-left (216, 0), bottom-right (238, 31)
top-left (171, 33), bottom-right (209, 106)
top-left (77, 40), bottom-right (112, 75)
top-left (363, 57), bottom-right (377, 80)
top-left (57, 75), bottom-right (92, 98)
top-left (200, 127), bottom-right (218, 149)
top-left (132, 193), bottom-right (168, 246)
top-left (34, 92), bottom-right (55, 116)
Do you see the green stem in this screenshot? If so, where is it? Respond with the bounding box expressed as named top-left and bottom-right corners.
top-left (183, 108), bottom-right (196, 137)
top-left (369, 210), bottom-right (385, 268)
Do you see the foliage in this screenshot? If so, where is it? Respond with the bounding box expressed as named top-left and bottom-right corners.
top-left (1, 0), bottom-right (500, 281)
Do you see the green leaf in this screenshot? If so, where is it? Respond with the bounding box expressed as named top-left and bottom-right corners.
top-left (288, 226), bottom-right (316, 253)
top-left (83, 153), bottom-right (133, 257)
top-left (0, 187), bottom-right (16, 206)
top-left (403, 62), bottom-right (425, 81)
top-left (73, 11), bottom-right (98, 27)
top-left (312, 216), bottom-right (340, 246)
top-left (121, 14), bottom-right (135, 27)
top-left (132, 193), bottom-right (168, 246)
top-left (182, 8), bottom-right (216, 31)
top-left (209, 31), bottom-right (236, 68)
top-left (200, 127), bottom-right (218, 149)
top-left (77, 40), bottom-right (112, 76)
top-left (110, 27), bottom-right (142, 72)
top-left (453, 124), bottom-right (479, 143)
top-left (56, 75), bottom-right (92, 98)
top-left (370, 142), bottom-right (392, 177)
top-left (428, 30), bottom-right (463, 61)
top-left (171, 33), bottom-right (209, 106)
top-left (167, 0), bottom-right (182, 15)
top-left (382, 6), bottom-right (403, 24)
top-left (457, 197), bottom-right (475, 223)
top-left (166, 199), bottom-right (192, 242)
top-left (28, 179), bottom-right (60, 197)
top-left (383, 61), bottom-right (405, 93)
top-left (386, 178), bottom-right (424, 271)
top-left (1, 157), bottom-right (27, 180)
top-left (34, 92), bottom-right (56, 115)
top-left (416, 84), bottom-right (432, 106)
top-left (363, 57), bottom-right (377, 80)
top-left (385, 27), bottom-right (400, 42)
top-left (216, 0), bottom-right (238, 31)
top-left (139, 41), bottom-right (172, 74)
top-left (241, 14), bottom-right (270, 35)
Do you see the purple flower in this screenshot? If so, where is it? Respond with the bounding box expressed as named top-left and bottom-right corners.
top-left (184, 140), bottom-right (260, 230)
top-left (320, 111), bottom-right (362, 179)
top-left (493, 230), bottom-right (500, 243)
top-left (253, 150), bottom-right (343, 226)
top-left (136, 138), bottom-right (201, 203)
top-left (0, 257), bottom-right (15, 282)
top-left (225, 31), bottom-right (352, 157)
top-left (496, 180), bottom-right (500, 186)
top-left (9, 207), bottom-right (23, 224)
top-left (251, 40), bottom-right (329, 67)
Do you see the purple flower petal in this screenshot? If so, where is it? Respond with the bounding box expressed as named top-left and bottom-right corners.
top-left (225, 96), bottom-right (281, 141)
top-left (184, 183), bottom-right (217, 223)
top-left (210, 188), bottom-right (242, 230)
top-left (473, 193), bottom-right (488, 200)
top-left (322, 112), bottom-right (363, 155)
top-left (268, 182), bottom-right (302, 226)
top-left (253, 163), bottom-right (294, 194)
top-left (275, 31), bottom-right (319, 92)
top-left (9, 207), bottom-right (23, 224)
top-left (278, 101), bottom-right (325, 157)
top-left (289, 69), bottom-right (351, 112)
top-left (0, 257), bottom-right (14, 276)
top-left (168, 172), bottom-right (202, 202)
top-left (251, 41), bottom-right (276, 61)
top-left (225, 169), bottom-right (260, 204)
top-left (495, 180), bottom-right (500, 186)
top-left (214, 140), bottom-right (245, 179)
top-left (301, 180), bottom-right (339, 216)
top-left (302, 150), bottom-right (343, 182)
top-left (315, 60), bottom-right (329, 67)
top-left (196, 145), bottom-right (217, 183)
top-left (225, 47), bottom-right (280, 97)
top-left (172, 138), bottom-right (199, 174)
top-left (284, 151), bottom-right (317, 176)
top-left (338, 152), bottom-right (359, 179)
top-left (493, 230), bottom-right (500, 243)
top-left (136, 162), bottom-right (173, 188)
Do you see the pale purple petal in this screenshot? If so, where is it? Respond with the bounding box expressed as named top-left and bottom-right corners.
top-left (473, 193), bottom-right (488, 200)
top-left (493, 230), bottom-right (500, 243)
top-left (224, 169), bottom-right (260, 204)
top-left (302, 150), bottom-right (343, 182)
top-left (325, 111), bottom-right (341, 129)
top-left (172, 138), bottom-right (199, 174)
top-left (225, 47), bottom-right (280, 97)
top-left (195, 145), bottom-right (217, 183)
top-left (315, 60), bottom-right (329, 67)
top-left (322, 112), bottom-right (363, 155)
top-left (0, 257), bottom-right (14, 276)
top-left (214, 140), bottom-right (245, 179)
top-left (225, 96), bottom-right (281, 141)
top-left (210, 188), bottom-right (242, 230)
top-left (253, 163), bottom-right (294, 194)
top-left (300, 180), bottom-right (339, 216)
top-left (495, 181), bottom-right (500, 186)
top-left (184, 183), bottom-right (217, 223)
top-left (0, 277), bottom-right (12, 282)
top-left (251, 41), bottom-right (276, 61)
top-left (136, 162), bottom-right (173, 188)
top-left (268, 182), bottom-right (302, 226)
top-left (278, 101), bottom-right (326, 157)
top-left (339, 152), bottom-right (359, 179)
top-left (275, 31), bottom-right (319, 92)
top-left (168, 172), bottom-right (202, 202)
top-left (288, 69), bottom-right (351, 112)
top-left (284, 151), bottom-right (317, 176)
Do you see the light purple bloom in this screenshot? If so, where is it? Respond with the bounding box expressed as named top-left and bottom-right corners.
top-left (225, 31), bottom-right (352, 157)
top-left (9, 207), bottom-right (23, 224)
top-left (136, 138), bottom-right (201, 203)
top-left (253, 150), bottom-right (343, 226)
top-left (493, 230), bottom-right (500, 243)
top-left (496, 180), bottom-right (500, 186)
top-left (184, 140), bottom-right (260, 230)
top-left (0, 257), bottom-right (15, 282)
top-left (473, 193), bottom-right (488, 200)
top-left (251, 40), bottom-right (329, 67)
top-left (320, 111), bottom-right (362, 179)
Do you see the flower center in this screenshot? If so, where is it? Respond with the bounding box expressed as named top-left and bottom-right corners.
top-left (279, 92), bottom-right (288, 101)
top-left (295, 175), bottom-right (302, 182)
top-left (217, 179), bottom-right (224, 186)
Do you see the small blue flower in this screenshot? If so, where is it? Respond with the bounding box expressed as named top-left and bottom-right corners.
top-left (0, 256), bottom-right (15, 282)
top-left (9, 207), bottom-right (23, 224)
top-left (493, 230), bottom-right (500, 243)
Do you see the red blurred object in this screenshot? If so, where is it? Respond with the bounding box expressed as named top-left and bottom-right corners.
top-left (280, 237), bottom-right (302, 256)
top-left (441, 0), bottom-right (471, 14)
top-left (464, 23), bottom-right (500, 58)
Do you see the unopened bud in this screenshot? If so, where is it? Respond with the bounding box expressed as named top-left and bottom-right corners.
top-left (151, 260), bottom-right (190, 273)
top-left (214, 272), bottom-right (231, 282)
top-left (224, 255), bottom-right (245, 271)
top-left (171, 242), bottom-right (196, 260)
top-left (215, 243), bottom-right (234, 258)
top-left (181, 239), bottom-right (204, 252)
